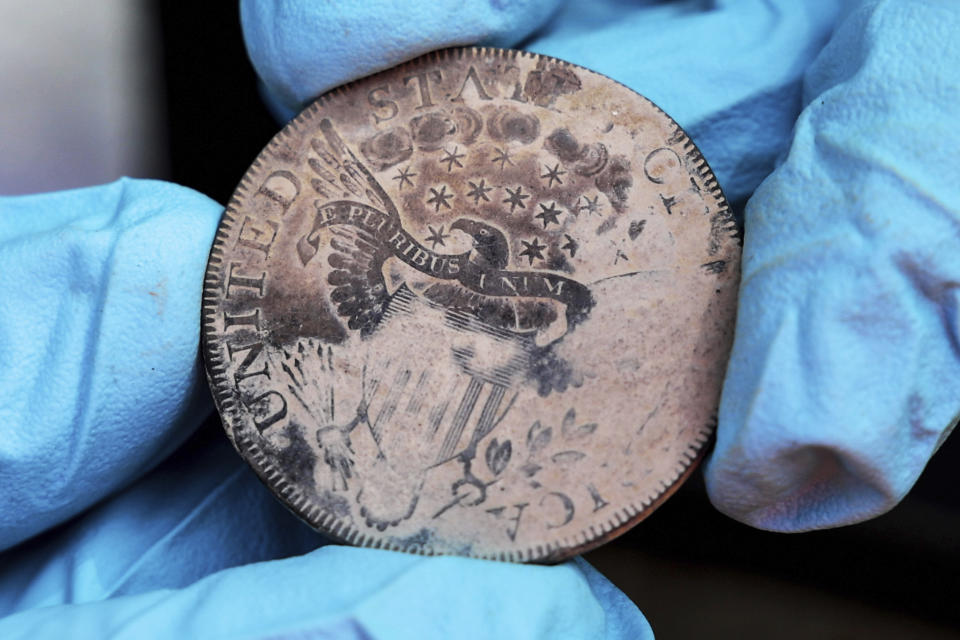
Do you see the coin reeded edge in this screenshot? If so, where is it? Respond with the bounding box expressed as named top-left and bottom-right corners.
top-left (200, 46), bottom-right (739, 564)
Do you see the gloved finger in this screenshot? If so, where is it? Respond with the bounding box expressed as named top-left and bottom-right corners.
top-left (0, 420), bottom-right (324, 617)
top-left (0, 545), bottom-right (651, 640)
top-left (241, 0), bottom-right (850, 205)
top-left (0, 178), bottom-right (221, 551)
top-left (706, 0), bottom-right (960, 531)
top-left (239, 0), bottom-right (564, 121)
top-left (527, 0), bottom-right (851, 205)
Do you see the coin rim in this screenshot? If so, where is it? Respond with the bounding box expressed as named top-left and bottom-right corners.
top-left (200, 45), bottom-right (739, 564)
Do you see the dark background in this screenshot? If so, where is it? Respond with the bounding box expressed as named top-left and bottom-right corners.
top-left (156, 3), bottom-right (960, 637)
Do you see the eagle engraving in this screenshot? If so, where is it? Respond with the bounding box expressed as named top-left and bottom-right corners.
top-left (298, 118), bottom-right (595, 354)
top-left (291, 118), bottom-right (599, 529)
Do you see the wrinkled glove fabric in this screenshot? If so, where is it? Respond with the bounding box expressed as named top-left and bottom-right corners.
top-left (1, 0), bottom-right (958, 637)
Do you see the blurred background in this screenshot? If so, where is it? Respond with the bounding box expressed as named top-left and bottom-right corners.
top-left (1, 2), bottom-right (958, 637)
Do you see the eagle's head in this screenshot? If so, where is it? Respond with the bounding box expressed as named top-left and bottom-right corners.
top-left (450, 218), bottom-right (509, 269)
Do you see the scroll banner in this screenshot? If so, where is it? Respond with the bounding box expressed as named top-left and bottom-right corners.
top-left (298, 200), bottom-right (594, 326)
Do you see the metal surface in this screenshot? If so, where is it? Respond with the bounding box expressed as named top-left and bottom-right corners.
top-left (201, 47), bottom-right (740, 562)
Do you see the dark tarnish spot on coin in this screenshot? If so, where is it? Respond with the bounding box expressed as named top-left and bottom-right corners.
top-left (315, 488), bottom-right (352, 519)
top-left (410, 112), bottom-right (457, 150)
top-left (262, 283), bottom-right (347, 347)
top-left (452, 105), bottom-right (483, 145)
top-left (272, 423), bottom-right (317, 489)
top-left (528, 347), bottom-right (585, 397)
top-left (629, 220), bottom-right (646, 240)
top-left (595, 154), bottom-right (632, 213)
top-left (544, 128), bottom-right (580, 163)
top-left (514, 301), bottom-right (559, 335)
top-left (546, 247), bottom-right (574, 273)
top-left (360, 127), bottom-right (413, 171)
top-left (524, 59), bottom-right (581, 107)
top-left (544, 128), bottom-right (608, 177)
top-left (487, 106), bottom-right (540, 144)
top-left (701, 260), bottom-right (727, 274)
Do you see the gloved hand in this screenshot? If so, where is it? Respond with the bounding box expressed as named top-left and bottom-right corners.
top-left (0, 183), bottom-right (647, 637)
top-left (241, 0), bottom-right (960, 533)
top-left (0, 4), bottom-right (650, 638)
top-left (2, 1), bottom-right (959, 638)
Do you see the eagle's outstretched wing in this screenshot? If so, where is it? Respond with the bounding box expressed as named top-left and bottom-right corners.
top-left (327, 225), bottom-right (393, 337)
top-left (310, 118), bottom-right (400, 218)
top-left (299, 118), bottom-right (406, 269)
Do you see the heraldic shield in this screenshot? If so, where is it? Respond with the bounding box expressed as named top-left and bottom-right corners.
top-left (286, 285), bottom-right (566, 532)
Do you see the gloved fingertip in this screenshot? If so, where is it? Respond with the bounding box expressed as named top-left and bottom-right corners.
top-left (240, 0), bottom-right (563, 119)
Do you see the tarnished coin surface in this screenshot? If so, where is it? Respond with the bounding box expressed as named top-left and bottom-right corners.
top-left (202, 47), bottom-right (740, 562)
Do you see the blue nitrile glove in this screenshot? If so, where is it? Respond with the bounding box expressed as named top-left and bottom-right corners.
top-left (244, 0), bottom-right (960, 531)
top-left (0, 4), bottom-right (650, 638)
top-left (3, 0), bottom-right (959, 637)
top-left (0, 179), bottom-right (647, 638)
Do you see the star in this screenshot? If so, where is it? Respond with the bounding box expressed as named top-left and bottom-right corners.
top-left (503, 186), bottom-right (530, 213)
top-left (466, 179), bottom-right (493, 204)
top-left (561, 234), bottom-right (579, 257)
top-left (426, 185), bottom-right (453, 211)
top-left (519, 238), bottom-right (547, 265)
top-left (535, 201), bottom-right (562, 228)
top-left (392, 166), bottom-right (417, 190)
top-left (425, 225), bottom-right (450, 249)
top-left (540, 163), bottom-right (565, 188)
top-left (439, 146), bottom-right (465, 172)
top-left (491, 147), bottom-right (514, 170)
top-left (578, 194), bottom-right (602, 216)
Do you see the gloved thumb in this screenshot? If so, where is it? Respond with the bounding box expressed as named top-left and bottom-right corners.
top-left (0, 545), bottom-right (651, 640)
top-left (0, 178), bottom-right (221, 550)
